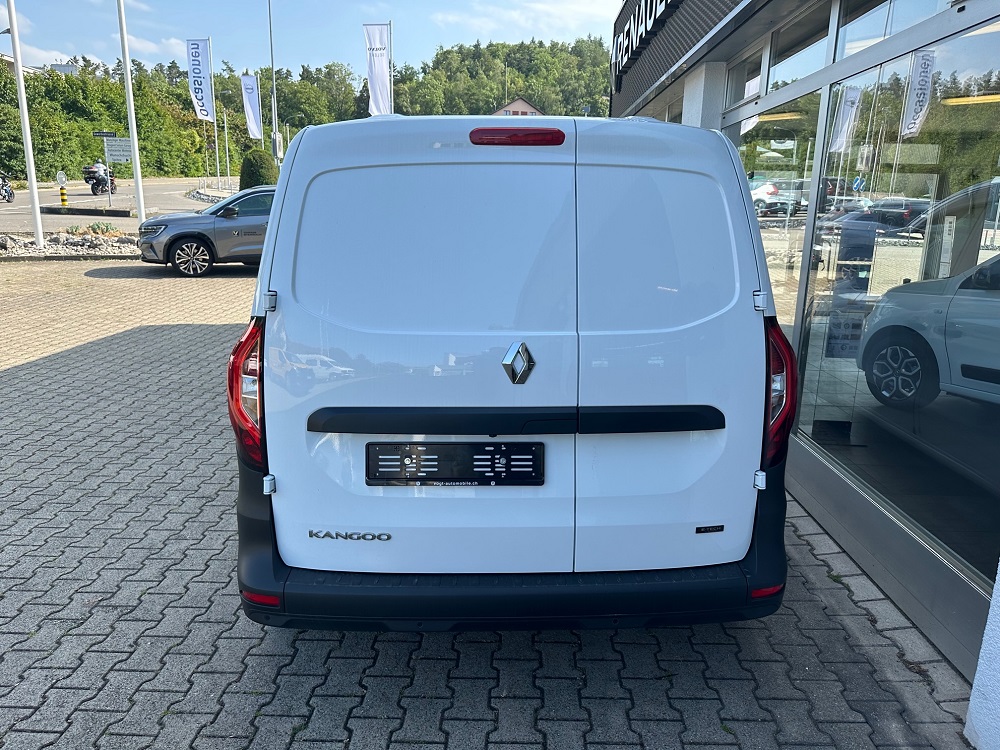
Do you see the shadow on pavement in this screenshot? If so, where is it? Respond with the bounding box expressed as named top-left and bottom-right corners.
top-left (83, 263), bottom-right (259, 280)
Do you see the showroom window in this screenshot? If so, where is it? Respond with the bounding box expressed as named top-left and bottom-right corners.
top-left (733, 93), bottom-right (822, 331)
top-left (800, 22), bottom-right (1000, 585)
top-left (769, 1), bottom-right (832, 91)
top-left (727, 48), bottom-right (763, 107)
top-left (836, 0), bottom-right (950, 60)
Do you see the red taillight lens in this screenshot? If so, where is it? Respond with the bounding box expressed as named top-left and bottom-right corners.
top-left (469, 127), bottom-right (566, 146)
top-left (751, 584), bottom-right (784, 598)
top-left (763, 317), bottom-right (797, 468)
top-left (241, 590), bottom-right (280, 607)
top-left (228, 318), bottom-right (266, 471)
top-left (766, 185), bottom-right (778, 195)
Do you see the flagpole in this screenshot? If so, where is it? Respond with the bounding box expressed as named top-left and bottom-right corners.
top-left (208, 37), bottom-right (221, 186)
top-left (389, 20), bottom-right (394, 113)
top-left (116, 0), bottom-right (146, 221)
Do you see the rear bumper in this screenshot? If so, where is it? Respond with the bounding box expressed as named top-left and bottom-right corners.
top-left (236, 459), bottom-right (788, 631)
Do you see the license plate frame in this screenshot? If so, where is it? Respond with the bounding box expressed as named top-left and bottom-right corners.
top-left (366, 442), bottom-right (544, 486)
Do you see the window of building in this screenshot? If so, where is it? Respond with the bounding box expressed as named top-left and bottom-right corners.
top-left (836, 0), bottom-right (949, 60)
top-left (800, 23), bottom-right (1000, 585)
top-left (726, 48), bottom-right (763, 107)
top-left (504, 110), bottom-right (511, 115)
top-left (667, 98), bottom-right (683, 123)
top-left (731, 93), bottom-right (822, 331)
top-left (769, 1), bottom-right (832, 91)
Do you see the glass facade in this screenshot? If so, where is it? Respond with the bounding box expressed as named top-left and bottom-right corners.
top-left (769, 1), bottom-right (831, 91)
top-left (737, 94), bottom-right (822, 330)
top-left (796, 24), bottom-right (1000, 583)
top-left (836, 0), bottom-right (950, 60)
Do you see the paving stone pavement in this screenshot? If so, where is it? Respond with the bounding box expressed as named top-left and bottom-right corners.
top-left (0, 260), bottom-right (974, 749)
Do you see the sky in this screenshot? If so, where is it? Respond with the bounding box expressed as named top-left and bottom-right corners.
top-left (2, 0), bottom-right (623, 80)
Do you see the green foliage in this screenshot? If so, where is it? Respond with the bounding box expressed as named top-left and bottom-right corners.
top-left (87, 221), bottom-right (118, 235)
top-left (240, 149), bottom-right (278, 190)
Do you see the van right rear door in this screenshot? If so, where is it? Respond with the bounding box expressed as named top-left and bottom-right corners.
top-left (573, 119), bottom-right (767, 573)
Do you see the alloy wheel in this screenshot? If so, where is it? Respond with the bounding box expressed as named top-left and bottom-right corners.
top-left (870, 345), bottom-right (921, 401)
top-left (174, 242), bottom-right (212, 276)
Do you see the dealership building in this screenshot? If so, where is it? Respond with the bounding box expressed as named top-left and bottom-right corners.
top-left (610, 0), bottom-right (1000, 739)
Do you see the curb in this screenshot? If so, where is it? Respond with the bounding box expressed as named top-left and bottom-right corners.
top-left (40, 206), bottom-right (134, 217)
top-left (0, 254), bottom-right (140, 263)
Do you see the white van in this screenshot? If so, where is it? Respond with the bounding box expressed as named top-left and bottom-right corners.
top-left (228, 115), bottom-right (797, 630)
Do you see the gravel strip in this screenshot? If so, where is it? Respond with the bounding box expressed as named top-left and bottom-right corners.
top-left (0, 232), bottom-right (140, 261)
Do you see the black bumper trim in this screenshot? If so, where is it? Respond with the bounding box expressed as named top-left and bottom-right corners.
top-left (306, 405), bottom-right (724, 435)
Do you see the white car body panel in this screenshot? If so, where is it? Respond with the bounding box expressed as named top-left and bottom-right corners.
top-left (255, 116), bottom-right (770, 575)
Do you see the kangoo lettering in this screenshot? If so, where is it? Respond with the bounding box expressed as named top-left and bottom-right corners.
top-left (309, 530), bottom-right (391, 541)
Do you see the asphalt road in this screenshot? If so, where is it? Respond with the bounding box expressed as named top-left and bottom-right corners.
top-left (0, 177), bottom-right (228, 234)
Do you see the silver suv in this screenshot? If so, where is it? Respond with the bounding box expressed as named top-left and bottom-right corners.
top-left (138, 185), bottom-right (275, 277)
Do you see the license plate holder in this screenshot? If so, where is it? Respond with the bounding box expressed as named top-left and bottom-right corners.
top-left (366, 442), bottom-right (544, 486)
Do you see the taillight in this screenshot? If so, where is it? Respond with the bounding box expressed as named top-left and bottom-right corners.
top-left (241, 590), bottom-right (280, 607)
top-left (763, 317), bottom-right (797, 468)
top-left (228, 318), bottom-right (266, 471)
top-left (469, 128), bottom-right (566, 146)
top-left (751, 584), bottom-right (785, 598)
top-left (766, 185), bottom-right (778, 195)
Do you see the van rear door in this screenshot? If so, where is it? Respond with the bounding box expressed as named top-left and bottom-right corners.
top-left (262, 117), bottom-right (579, 574)
top-left (573, 120), bottom-right (766, 572)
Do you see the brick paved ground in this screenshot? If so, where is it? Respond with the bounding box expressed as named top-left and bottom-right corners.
top-left (0, 260), bottom-right (973, 749)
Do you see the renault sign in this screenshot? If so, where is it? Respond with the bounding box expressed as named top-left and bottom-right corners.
top-left (611, 0), bottom-right (685, 79)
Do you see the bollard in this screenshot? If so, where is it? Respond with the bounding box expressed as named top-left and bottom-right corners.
top-left (60, 186), bottom-right (68, 207)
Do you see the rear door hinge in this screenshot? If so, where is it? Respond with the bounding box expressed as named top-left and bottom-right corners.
top-left (754, 470), bottom-right (767, 490)
top-left (263, 474), bottom-right (276, 495)
top-left (753, 291), bottom-right (768, 311)
top-left (264, 291), bottom-right (277, 312)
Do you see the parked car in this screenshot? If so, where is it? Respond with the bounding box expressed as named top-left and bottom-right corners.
top-left (773, 178), bottom-right (809, 212)
top-left (859, 252), bottom-right (1000, 409)
top-left (138, 185), bottom-right (275, 277)
top-left (750, 180), bottom-right (796, 216)
top-left (228, 116), bottom-right (797, 631)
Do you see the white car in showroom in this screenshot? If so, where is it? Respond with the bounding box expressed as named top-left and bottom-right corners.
top-left (859, 253), bottom-right (1000, 409)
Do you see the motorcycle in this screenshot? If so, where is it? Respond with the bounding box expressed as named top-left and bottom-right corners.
top-left (91, 171), bottom-right (117, 196)
top-left (0, 172), bottom-right (14, 203)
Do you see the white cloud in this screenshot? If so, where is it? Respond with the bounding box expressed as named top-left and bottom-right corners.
top-left (20, 42), bottom-right (103, 68)
top-left (125, 33), bottom-right (185, 60)
top-left (125, 0), bottom-right (154, 11)
top-left (431, 0), bottom-right (618, 39)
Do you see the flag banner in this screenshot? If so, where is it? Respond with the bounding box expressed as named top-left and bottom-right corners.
top-left (186, 39), bottom-right (216, 122)
top-left (829, 86), bottom-right (861, 153)
top-left (364, 23), bottom-right (392, 116)
top-left (241, 74), bottom-right (263, 139)
top-left (901, 49), bottom-right (935, 140)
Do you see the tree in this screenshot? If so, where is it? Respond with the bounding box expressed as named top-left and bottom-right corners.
top-left (240, 149), bottom-right (278, 190)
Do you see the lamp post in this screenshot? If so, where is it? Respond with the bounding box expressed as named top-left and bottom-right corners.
top-left (283, 113), bottom-right (304, 146)
top-left (2, 12), bottom-right (44, 249)
top-left (220, 90), bottom-right (233, 191)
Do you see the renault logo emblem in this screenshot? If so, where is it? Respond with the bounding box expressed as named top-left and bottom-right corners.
top-left (502, 342), bottom-right (535, 384)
